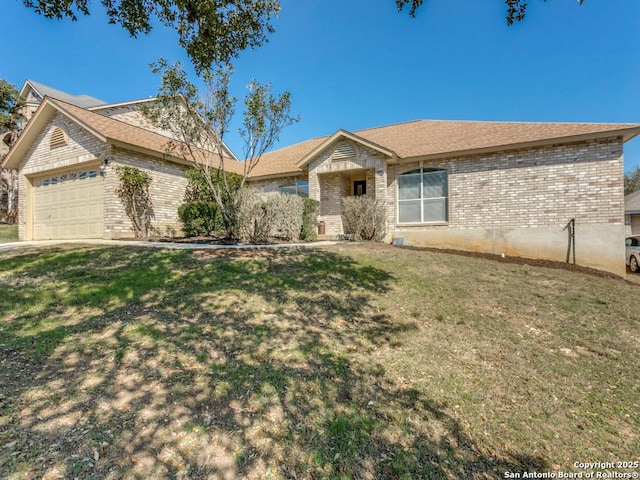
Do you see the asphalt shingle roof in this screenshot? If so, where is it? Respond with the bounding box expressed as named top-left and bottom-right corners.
top-left (249, 119), bottom-right (640, 178)
top-left (250, 137), bottom-right (327, 178)
top-left (51, 99), bottom-right (245, 175)
top-left (625, 190), bottom-right (640, 212)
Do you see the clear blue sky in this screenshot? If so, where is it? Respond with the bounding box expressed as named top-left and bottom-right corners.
top-left (1, 0), bottom-right (639, 171)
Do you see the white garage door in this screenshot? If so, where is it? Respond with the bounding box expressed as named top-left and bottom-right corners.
top-left (33, 168), bottom-right (104, 240)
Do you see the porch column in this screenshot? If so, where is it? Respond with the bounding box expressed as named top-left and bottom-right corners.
top-left (374, 166), bottom-right (389, 233)
top-left (308, 169), bottom-right (320, 203)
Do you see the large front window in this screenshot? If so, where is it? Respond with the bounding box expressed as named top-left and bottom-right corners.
top-left (279, 180), bottom-right (309, 198)
top-left (397, 168), bottom-right (447, 223)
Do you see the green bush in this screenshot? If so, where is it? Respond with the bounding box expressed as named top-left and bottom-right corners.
top-left (184, 168), bottom-right (242, 203)
top-left (178, 201), bottom-right (222, 237)
top-left (270, 193), bottom-right (304, 241)
top-left (300, 198), bottom-right (320, 241)
top-left (115, 165), bottom-right (154, 238)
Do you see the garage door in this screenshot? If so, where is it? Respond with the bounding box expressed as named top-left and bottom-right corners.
top-left (33, 168), bottom-right (104, 240)
top-left (632, 215), bottom-right (640, 235)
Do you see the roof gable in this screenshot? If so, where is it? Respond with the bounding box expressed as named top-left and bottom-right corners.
top-left (295, 129), bottom-right (397, 168)
top-left (2, 98), bottom-right (244, 175)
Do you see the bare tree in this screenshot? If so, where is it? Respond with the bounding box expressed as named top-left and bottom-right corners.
top-left (142, 60), bottom-right (299, 239)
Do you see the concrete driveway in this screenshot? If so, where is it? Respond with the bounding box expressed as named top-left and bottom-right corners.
top-left (0, 239), bottom-right (339, 253)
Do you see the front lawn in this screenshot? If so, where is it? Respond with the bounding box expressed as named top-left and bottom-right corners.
top-left (0, 244), bottom-right (638, 479)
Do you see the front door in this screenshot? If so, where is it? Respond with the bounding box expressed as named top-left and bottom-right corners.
top-left (354, 180), bottom-right (366, 196)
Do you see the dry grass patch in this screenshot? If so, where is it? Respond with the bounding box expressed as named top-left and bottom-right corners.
top-left (0, 243), bottom-right (638, 479)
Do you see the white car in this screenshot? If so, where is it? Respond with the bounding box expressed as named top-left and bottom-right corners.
top-left (625, 236), bottom-right (640, 273)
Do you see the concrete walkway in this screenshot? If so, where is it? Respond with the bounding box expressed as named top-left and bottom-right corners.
top-left (0, 239), bottom-right (340, 253)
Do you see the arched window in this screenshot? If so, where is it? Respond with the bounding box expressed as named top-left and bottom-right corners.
top-left (50, 127), bottom-right (68, 149)
top-left (397, 168), bottom-right (448, 223)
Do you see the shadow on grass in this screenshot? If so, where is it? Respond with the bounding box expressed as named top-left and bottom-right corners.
top-left (0, 245), bottom-right (548, 478)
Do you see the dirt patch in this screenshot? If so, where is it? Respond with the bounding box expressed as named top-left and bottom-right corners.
top-left (192, 246), bottom-right (308, 260)
top-left (393, 244), bottom-right (624, 279)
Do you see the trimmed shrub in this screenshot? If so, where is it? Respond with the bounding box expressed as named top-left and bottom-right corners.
top-left (232, 188), bottom-right (262, 242)
top-left (300, 198), bottom-right (320, 241)
top-left (269, 193), bottom-right (303, 241)
top-left (178, 201), bottom-right (222, 237)
top-left (232, 190), bottom-right (305, 243)
top-left (342, 196), bottom-right (387, 241)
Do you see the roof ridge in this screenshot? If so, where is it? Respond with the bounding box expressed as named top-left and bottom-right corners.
top-left (353, 119), bottom-right (424, 133)
top-left (413, 118), bottom-right (640, 127)
top-left (89, 97), bottom-right (158, 111)
top-left (49, 97), bottom-right (243, 170)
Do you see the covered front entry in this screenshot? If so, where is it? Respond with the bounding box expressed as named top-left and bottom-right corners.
top-left (303, 135), bottom-right (391, 237)
top-left (31, 166), bottom-right (104, 240)
top-left (316, 167), bottom-right (385, 236)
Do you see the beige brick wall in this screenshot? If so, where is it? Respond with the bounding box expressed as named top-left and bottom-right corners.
top-left (388, 137), bottom-right (626, 275)
top-left (104, 147), bottom-right (188, 238)
top-left (16, 112), bottom-right (108, 240)
top-left (97, 104), bottom-right (179, 140)
top-left (387, 138), bottom-right (624, 230)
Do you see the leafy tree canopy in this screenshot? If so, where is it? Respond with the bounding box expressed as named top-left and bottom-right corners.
top-left (22, 0), bottom-right (585, 72)
top-left (0, 79), bottom-right (25, 148)
top-left (625, 166), bottom-right (640, 196)
top-left (396, 0), bottom-right (585, 24)
top-left (23, 0), bottom-right (280, 73)
top-left (0, 79), bottom-right (23, 131)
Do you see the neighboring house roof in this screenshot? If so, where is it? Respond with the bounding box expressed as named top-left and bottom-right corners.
top-left (21, 79), bottom-right (107, 108)
top-left (250, 119), bottom-right (640, 179)
top-left (2, 97), bottom-right (244, 175)
top-left (625, 190), bottom-right (640, 214)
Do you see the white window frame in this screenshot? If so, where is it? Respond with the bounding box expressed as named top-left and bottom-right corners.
top-left (396, 168), bottom-right (448, 224)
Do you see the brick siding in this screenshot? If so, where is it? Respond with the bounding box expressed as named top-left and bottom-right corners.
top-left (104, 147), bottom-right (188, 238)
top-left (98, 104), bottom-right (179, 141)
top-left (387, 137), bottom-right (624, 231)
